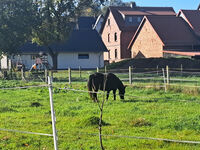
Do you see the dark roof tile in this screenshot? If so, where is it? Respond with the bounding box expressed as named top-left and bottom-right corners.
top-left (146, 16), bottom-right (200, 46)
top-left (100, 6), bottom-right (176, 33)
top-left (18, 42), bottom-right (47, 54)
top-left (178, 10), bottom-right (200, 36)
top-left (50, 29), bottom-right (108, 52)
top-left (77, 16), bottom-right (96, 29)
top-left (129, 16), bottom-right (200, 49)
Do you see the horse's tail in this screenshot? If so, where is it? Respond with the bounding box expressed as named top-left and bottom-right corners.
top-left (87, 75), bottom-right (93, 99)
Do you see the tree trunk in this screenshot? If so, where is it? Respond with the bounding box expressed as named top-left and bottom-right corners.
top-left (47, 47), bottom-right (58, 70)
top-left (52, 53), bottom-right (58, 70)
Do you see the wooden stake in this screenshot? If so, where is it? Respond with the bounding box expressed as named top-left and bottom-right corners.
top-left (162, 68), bottom-right (167, 92)
top-left (129, 66), bottom-right (132, 85)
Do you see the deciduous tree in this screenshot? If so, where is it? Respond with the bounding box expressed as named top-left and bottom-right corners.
top-left (0, 0), bottom-right (39, 55)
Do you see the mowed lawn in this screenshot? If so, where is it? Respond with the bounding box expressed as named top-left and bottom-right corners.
top-left (0, 80), bottom-right (200, 149)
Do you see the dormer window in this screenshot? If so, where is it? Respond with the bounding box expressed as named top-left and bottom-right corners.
top-left (108, 50), bottom-right (110, 59)
top-left (115, 49), bottom-right (117, 59)
top-left (108, 33), bottom-right (110, 42)
top-left (114, 32), bottom-right (117, 41)
top-left (128, 16), bottom-right (132, 22)
top-left (108, 18), bottom-right (110, 25)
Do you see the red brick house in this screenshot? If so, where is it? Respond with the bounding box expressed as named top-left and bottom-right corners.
top-left (177, 10), bottom-right (200, 37)
top-left (100, 5), bottom-right (176, 63)
top-left (128, 16), bottom-right (200, 58)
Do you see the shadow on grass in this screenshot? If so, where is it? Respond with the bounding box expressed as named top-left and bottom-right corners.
top-left (123, 98), bottom-right (200, 104)
top-left (123, 99), bottom-right (159, 103)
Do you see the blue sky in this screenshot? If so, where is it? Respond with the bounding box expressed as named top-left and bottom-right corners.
top-left (123, 0), bottom-right (199, 13)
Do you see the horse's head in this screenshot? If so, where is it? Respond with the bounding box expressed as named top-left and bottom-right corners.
top-left (119, 85), bottom-right (127, 99)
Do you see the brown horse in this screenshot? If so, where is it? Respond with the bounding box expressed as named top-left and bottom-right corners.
top-left (87, 72), bottom-right (126, 102)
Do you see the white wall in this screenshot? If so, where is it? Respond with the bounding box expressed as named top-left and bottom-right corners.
top-left (57, 52), bottom-right (104, 69)
top-left (1, 55), bottom-right (8, 69)
top-left (8, 52), bottom-right (104, 70)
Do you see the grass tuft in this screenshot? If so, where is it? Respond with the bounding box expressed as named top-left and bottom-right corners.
top-left (80, 116), bottom-right (110, 127)
top-left (130, 118), bottom-right (152, 127)
top-left (0, 107), bottom-right (17, 113)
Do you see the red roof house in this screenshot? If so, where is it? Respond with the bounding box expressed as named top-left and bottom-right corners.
top-left (100, 5), bottom-right (176, 63)
top-left (177, 10), bottom-right (200, 36)
top-left (128, 16), bottom-right (200, 58)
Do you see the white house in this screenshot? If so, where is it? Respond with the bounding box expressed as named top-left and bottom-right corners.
top-left (50, 29), bottom-right (107, 69)
top-left (1, 29), bottom-right (107, 70)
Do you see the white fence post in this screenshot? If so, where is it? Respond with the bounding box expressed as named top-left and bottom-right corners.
top-left (68, 67), bottom-right (71, 85)
top-left (79, 66), bottom-right (81, 78)
top-left (48, 76), bottom-right (58, 150)
top-left (166, 66), bottom-right (169, 85)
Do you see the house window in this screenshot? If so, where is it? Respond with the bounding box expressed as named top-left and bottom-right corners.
top-left (137, 17), bottom-right (142, 22)
top-left (114, 32), bottom-right (117, 41)
top-left (115, 49), bottom-right (117, 59)
top-left (108, 18), bottom-right (110, 25)
top-left (128, 16), bottom-right (132, 22)
top-left (78, 54), bottom-right (89, 59)
top-left (108, 33), bottom-right (110, 42)
top-left (108, 50), bottom-right (110, 59)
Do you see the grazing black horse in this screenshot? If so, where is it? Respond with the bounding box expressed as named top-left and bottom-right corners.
top-left (87, 72), bottom-right (126, 101)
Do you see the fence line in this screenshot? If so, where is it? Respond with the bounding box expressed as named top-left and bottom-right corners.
top-left (59, 87), bottom-right (104, 94)
top-left (0, 85), bottom-right (48, 90)
top-left (0, 128), bottom-right (53, 137)
top-left (58, 87), bottom-right (200, 103)
top-left (71, 132), bottom-right (200, 144)
top-left (170, 70), bottom-right (200, 74)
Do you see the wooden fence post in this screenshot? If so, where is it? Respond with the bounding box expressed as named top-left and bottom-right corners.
top-left (68, 67), bottom-right (71, 85)
top-left (79, 66), bottom-right (82, 78)
top-left (105, 66), bottom-right (107, 73)
top-left (157, 65), bottom-right (159, 75)
top-left (162, 68), bottom-right (167, 92)
top-left (181, 64), bottom-right (183, 76)
top-left (166, 66), bottom-right (169, 85)
top-left (51, 70), bottom-right (54, 81)
top-left (45, 69), bottom-right (48, 83)
top-left (129, 66), bottom-right (132, 85)
top-left (21, 67), bottom-right (25, 81)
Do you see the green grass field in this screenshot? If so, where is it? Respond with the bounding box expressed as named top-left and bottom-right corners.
top-left (0, 79), bottom-right (200, 149)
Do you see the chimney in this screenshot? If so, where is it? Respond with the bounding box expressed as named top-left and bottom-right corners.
top-left (130, 2), bottom-right (136, 8)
